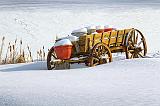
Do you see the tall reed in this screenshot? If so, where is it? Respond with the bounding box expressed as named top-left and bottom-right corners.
top-left (0, 36), bottom-right (5, 64)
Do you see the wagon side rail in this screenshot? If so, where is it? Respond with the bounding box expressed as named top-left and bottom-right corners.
top-left (78, 28), bottom-right (133, 54)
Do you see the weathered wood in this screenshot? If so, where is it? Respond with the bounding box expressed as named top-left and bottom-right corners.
top-left (88, 42), bottom-right (112, 67)
top-left (125, 29), bottom-right (147, 59)
top-left (102, 32), bottom-right (110, 45)
top-left (79, 35), bottom-right (93, 53)
top-left (109, 30), bottom-right (118, 46)
top-left (116, 30), bottom-right (124, 46)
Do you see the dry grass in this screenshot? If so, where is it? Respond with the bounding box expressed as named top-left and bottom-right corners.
top-left (0, 36), bottom-right (5, 64)
top-left (0, 37), bottom-right (47, 65)
top-left (36, 46), bottom-right (46, 61)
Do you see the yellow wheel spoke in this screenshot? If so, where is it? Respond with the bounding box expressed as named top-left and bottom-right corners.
top-left (138, 52), bottom-right (144, 58)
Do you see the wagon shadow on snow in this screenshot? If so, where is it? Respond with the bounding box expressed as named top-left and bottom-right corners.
top-left (0, 54), bottom-right (127, 72)
top-left (0, 61), bottom-right (89, 72)
top-left (0, 61), bottom-right (47, 72)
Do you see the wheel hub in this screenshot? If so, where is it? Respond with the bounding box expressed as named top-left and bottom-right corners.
top-left (134, 46), bottom-right (142, 53)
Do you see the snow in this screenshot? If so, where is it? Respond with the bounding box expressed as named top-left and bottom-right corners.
top-left (72, 28), bottom-right (87, 33)
top-left (54, 39), bottom-right (72, 47)
top-left (1, 58), bottom-right (160, 106)
top-left (96, 25), bottom-right (104, 30)
top-left (86, 26), bottom-right (96, 30)
top-left (59, 36), bottom-right (79, 42)
top-left (1, 1), bottom-right (160, 106)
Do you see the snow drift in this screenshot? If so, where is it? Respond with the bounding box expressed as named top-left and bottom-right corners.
top-left (1, 58), bottom-right (160, 106)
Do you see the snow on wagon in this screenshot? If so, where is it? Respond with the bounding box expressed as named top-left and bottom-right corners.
top-left (47, 26), bottom-right (147, 70)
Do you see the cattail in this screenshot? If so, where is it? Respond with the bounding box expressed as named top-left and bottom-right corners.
top-left (30, 51), bottom-right (33, 62)
top-left (40, 49), bottom-right (42, 54)
top-left (20, 39), bottom-right (22, 55)
top-left (11, 38), bottom-right (17, 64)
top-left (2, 36), bottom-right (5, 41)
top-left (43, 52), bottom-right (45, 61)
top-left (43, 46), bottom-right (45, 61)
top-left (56, 36), bottom-right (58, 40)
top-left (40, 49), bottom-right (42, 61)
top-left (26, 45), bottom-right (29, 62)
top-left (0, 36), bottom-right (5, 64)
top-left (22, 50), bottom-right (25, 58)
top-left (37, 51), bottom-right (39, 61)
top-left (27, 45), bottom-right (29, 51)
top-left (9, 45), bottom-right (12, 64)
top-left (15, 38), bottom-right (17, 44)
top-left (14, 38), bottom-right (17, 54)
top-left (20, 39), bottom-right (22, 45)
top-left (13, 45), bottom-right (15, 50)
top-left (29, 51), bottom-right (31, 59)
top-left (4, 42), bottom-right (10, 64)
top-left (27, 45), bottom-right (33, 62)
top-left (12, 45), bottom-right (15, 63)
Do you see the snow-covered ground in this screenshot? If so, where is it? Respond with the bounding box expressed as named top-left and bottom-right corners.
top-left (1, 58), bottom-right (160, 106)
top-left (1, 1), bottom-right (160, 106)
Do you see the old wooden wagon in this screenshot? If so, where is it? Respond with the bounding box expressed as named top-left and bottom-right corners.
top-left (47, 28), bottom-right (147, 70)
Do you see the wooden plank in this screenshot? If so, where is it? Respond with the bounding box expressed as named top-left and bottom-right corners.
top-left (110, 46), bottom-right (124, 51)
top-left (92, 33), bottom-right (102, 47)
top-left (79, 35), bottom-right (87, 45)
top-left (122, 28), bottom-right (132, 45)
top-left (79, 46), bottom-right (85, 53)
top-left (117, 30), bottom-right (124, 43)
top-left (79, 34), bottom-right (94, 53)
top-left (110, 30), bottom-right (118, 37)
top-left (115, 30), bottom-right (124, 46)
top-left (103, 32), bottom-right (110, 38)
top-left (102, 32), bottom-right (110, 45)
top-left (79, 35), bottom-right (88, 53)
top-left (102, 38), bottom-right (109, 45)
top-left (109, 30), bottom-right (118, 45)
top-left (124, 29), bottom-right (132, 35)
top-left (110, 38), bottom-right (117, 44)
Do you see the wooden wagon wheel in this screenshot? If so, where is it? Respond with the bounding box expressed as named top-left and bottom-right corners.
top-left (47, 47), bottom-right (57, 70)
top-left (88, 43), bottom-right (112, 67)
top-left (47, 47), bottom-right (71, 70)
top-left (125, 29), bottom-right (147, 59)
